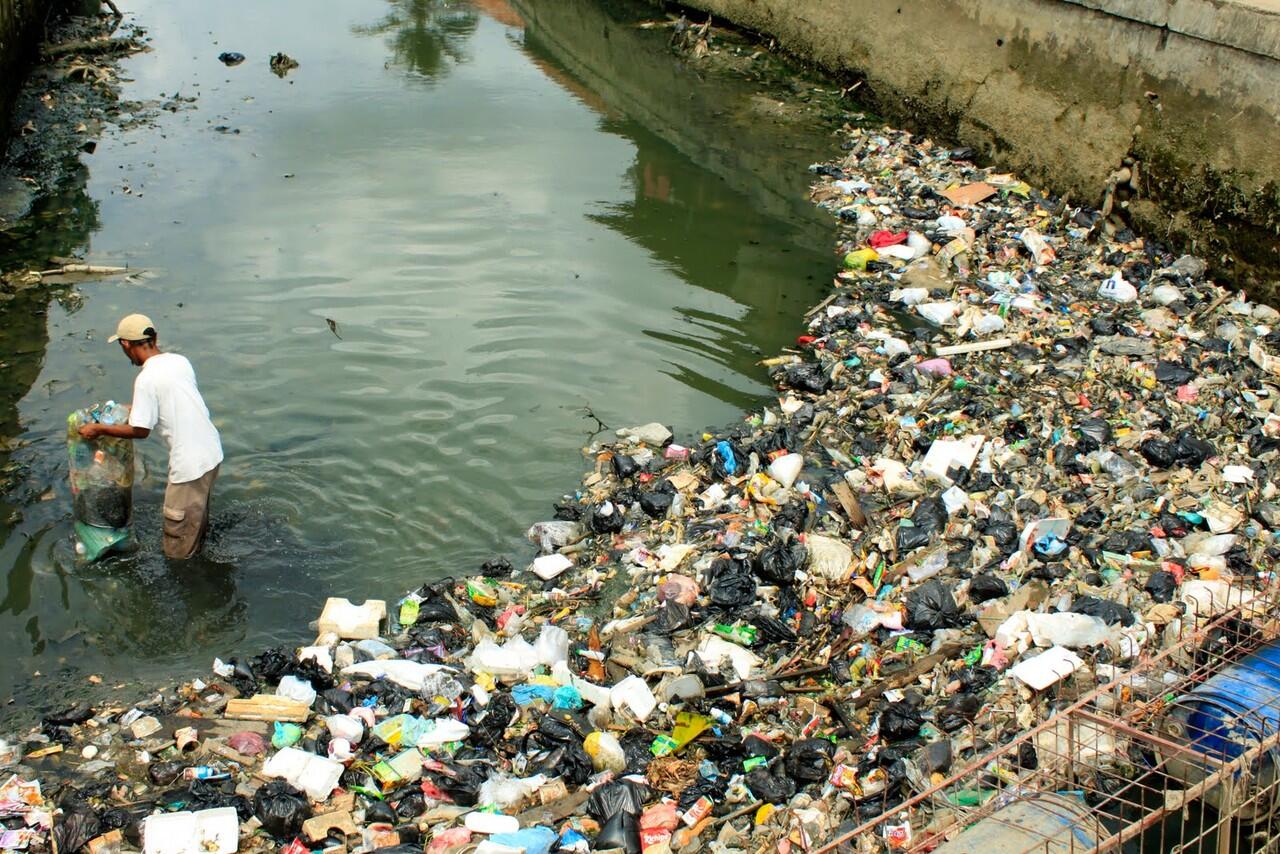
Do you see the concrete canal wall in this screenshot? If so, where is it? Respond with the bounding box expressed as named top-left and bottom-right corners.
top-left (663, 0), bottom-right (1280, 289)
top-left (0, 0), bottom-right (59, 147)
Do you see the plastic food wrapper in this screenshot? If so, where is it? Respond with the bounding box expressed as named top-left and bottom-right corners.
top-left (66, 401), bottom-right (134, 561)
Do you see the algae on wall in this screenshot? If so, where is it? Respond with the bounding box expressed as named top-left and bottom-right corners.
top-left (0, 0), bottom-right (61, 152)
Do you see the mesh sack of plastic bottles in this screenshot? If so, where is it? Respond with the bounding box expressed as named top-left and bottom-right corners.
top-left (67, 401), bottom-right (134, 561)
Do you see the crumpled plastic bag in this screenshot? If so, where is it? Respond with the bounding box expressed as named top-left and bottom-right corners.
top-left (744, 766), bottom-right (796, 803)
top-left (253, 781), bottom-right (312, 839)
top-left (783, 738), bottom-right (836, 782)
top-left (1070, 595), bottom-right (1134, 627)
top-left (968, 573), bottom-right (1009, 603)
top-left (879, 701), bottom-right (924, 741)
top-left (757, 540), bottom-right (806, 585)
top-left (782, 362), bottom-right (832, 394)
top-left (706, 555), bottom-right (756, 607)
top-left (906, 579), bottom-right (962, 630)
top-left (896, 496), bottom-right (948, 552)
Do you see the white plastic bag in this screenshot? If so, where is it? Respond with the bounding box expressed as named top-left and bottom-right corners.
top-left (1098, 272), bottom-right (1137, 303)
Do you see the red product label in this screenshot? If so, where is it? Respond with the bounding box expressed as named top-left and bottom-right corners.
top-left (640, 827), bottom-right (672, 853)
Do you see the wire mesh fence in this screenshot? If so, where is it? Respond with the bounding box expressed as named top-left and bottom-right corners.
top-left (815, 579), bottom-right (1280, 854)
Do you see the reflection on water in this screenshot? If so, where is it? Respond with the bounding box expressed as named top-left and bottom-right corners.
top-left (355, 0), bottom-right (480, 81)
top-left (0, 0), bottom-right (839, 721)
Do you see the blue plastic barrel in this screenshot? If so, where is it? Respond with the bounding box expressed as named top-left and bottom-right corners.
top-left (1160, 639), bottom-right (1280, 820)
top-left (1168, 641), bottom-right (1280, 760)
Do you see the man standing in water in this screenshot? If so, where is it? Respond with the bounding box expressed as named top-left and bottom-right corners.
top-left (77, 314), bottom-right (223, 559)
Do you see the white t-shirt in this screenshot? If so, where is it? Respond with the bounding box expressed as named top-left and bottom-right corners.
top-left (128, 352), bottom-right (224, 484)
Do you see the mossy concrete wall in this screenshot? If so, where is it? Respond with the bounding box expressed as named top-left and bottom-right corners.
top-left (665, 0), bottom-right (1280, 289)
top-left (1, 0), bottom-right (58, 152)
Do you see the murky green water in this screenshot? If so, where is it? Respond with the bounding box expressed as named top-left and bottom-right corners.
top-left (0, 0), bottom-right (838, 719)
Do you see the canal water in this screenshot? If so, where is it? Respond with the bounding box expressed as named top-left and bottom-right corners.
top-left (0, 0), bottom-right (839, 718)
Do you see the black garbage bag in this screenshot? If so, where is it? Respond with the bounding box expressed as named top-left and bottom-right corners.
top-left (784, 738), bottom-right (836, 783)
top-left (938, 694), bottom-right (983, 732)
top-left (896, 496), bottom-right (947, 552)
top-left (968, 573), bottom-right (1009, 603)
top-left (1075, 418), bottom-right (1113, 447)
top-left (480, 557), bottom-right (514, 578)
top-left (1145, 570), bottom-right (1178, 603)
top-left (283, 656), bottom-right (335, 691)
top-left (923, 739), bottom-right (953, 773)
top-left (186, 781), bottom-right (252, 820)
top-left (587, 779), bottom-right (650, 821)
top-left (1140, 437), bottom-right (1178, 469)
top-left (589, 500), bottom-right (625, 534)
top-left (650, 600), bottom-right (692, 635)
top-left (253, 781), bottom-right (311, 838)
top-left (751, 613), bottom-right (796, 644)
top-left (424, 762), bottom-right (487, 807)
top-left (54, 809), bottom-right (101, 854)
top-left (743, 733), bottom-right (780, 759)
top-left (1071, 595), bottom-right (1135, 626)
top-left (620, 729), bottom-right (656, 774)
top-left (710, 440), bottom-right (749, 480)
top-left (248, 646), bottom-right (292, 683)
top-left (639, 491), bottom-right (674, 519)
top-left (321, 688), bottom-right (356, 714)
top-left (751, 430), bottom-right (788, 459)
top-left (612, 454), bottom-right (640, 480)
top-left (782, 363), bottom-right (832, 394)
top-left (906, 579), bottom-right (962, 630)
top-left (595, 811), bottom-right (640, 854)
top-left (1174, 429), bottom-right (1213, 466)
top-left (745, 767), bottom-right (796, 803)
top-left (554, 502), bottom-right (582, 521)
top-left (44, 705), bottom-right (95, 728)
top-left (706, 555), bottom-right (756, 608)
top-left (879, 702), bottom-right (923, 741)
top-left (773, 499), bottom-right (811, 532)
top-left (1017, 742), bottom-right (1039, 769)
top-left (148, 761), bottom-right (186, 786)
top-left (536, 741), bottom-right (593, 786)
top-left (364, 800), bottom-right (398, 825)
top-left (1142, 430), bottom-right (1213, 470)
top-left (1155, 361), bottom-right (1195, 386)
top-left (757, 540), bottom-right (806, 585)
top-left (1103, 530), bottom-right (1151, 554)
top-left (396, 791), bottom-right (427, 819)
top-left (98, 806), bottom-right (146, 833)
top-left (677, 776), bottom-right (728, 811)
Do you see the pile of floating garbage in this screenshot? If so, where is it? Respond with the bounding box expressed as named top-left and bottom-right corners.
top-left (4, 123), bottom-right (1280, 854)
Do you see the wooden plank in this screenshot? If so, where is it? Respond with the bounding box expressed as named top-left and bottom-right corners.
top-left (224, 694), bottom-right (310, 722)
top-left (828, 480), bottom-right (867, 529)
top-left (934, 337), bottom-right (1013, 357)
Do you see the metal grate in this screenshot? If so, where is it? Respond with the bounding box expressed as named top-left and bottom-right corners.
top-left (816, 580), bottom-right (1280, 854)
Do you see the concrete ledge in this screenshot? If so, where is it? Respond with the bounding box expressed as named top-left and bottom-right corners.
top-left (1059, 0), bottom-right (1280, 60)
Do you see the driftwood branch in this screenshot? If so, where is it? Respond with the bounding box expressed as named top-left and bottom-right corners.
top-left (42, 37), bottom-right (140, 59)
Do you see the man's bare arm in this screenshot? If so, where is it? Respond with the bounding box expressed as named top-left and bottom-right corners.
top-left (78, 423), bottom-right (150, 440)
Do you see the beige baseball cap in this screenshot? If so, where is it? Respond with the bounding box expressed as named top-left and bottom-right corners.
top-left (107, 313), bottom-right (156, 343)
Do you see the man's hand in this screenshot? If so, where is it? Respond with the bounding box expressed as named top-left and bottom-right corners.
top-left (78, 423), bottom-right (103, 440)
